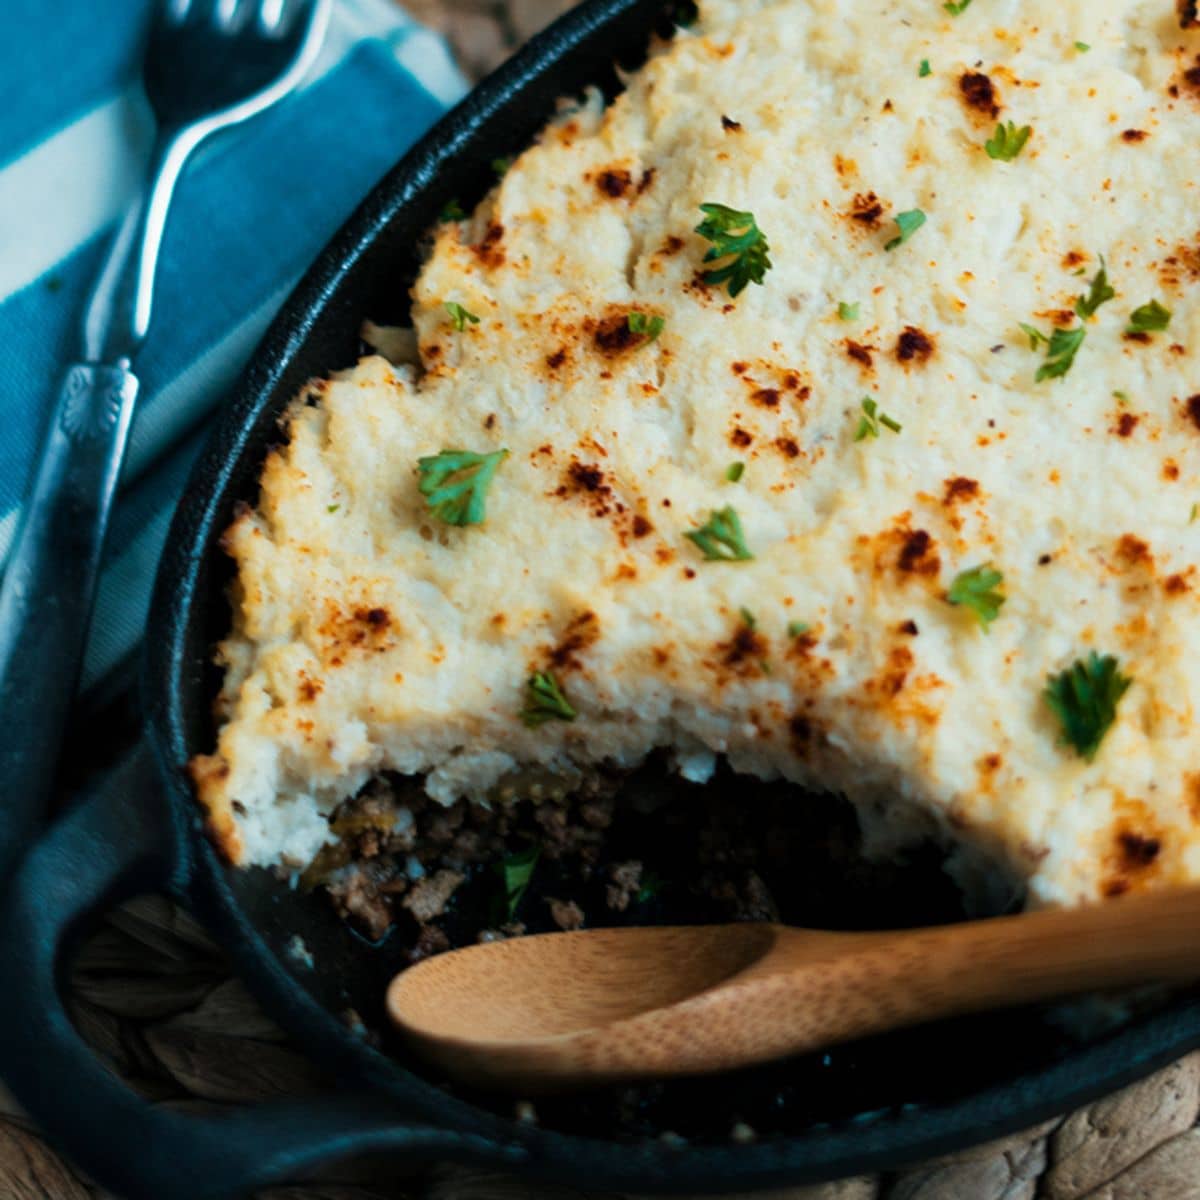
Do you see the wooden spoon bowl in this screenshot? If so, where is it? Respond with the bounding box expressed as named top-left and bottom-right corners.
top-left (388, 885), bottom-right (1200, 1093)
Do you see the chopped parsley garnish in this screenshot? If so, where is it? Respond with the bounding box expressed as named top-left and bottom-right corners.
top-left (417, 448), bottom-right (508, 526)
top-left (327, 504), bottom-right (340, 513)
top-left (685, 505), bottom-right (754, 561)
top-left (491, 155), bottom-right (513, 178)
top-left (726, 461), bottom-right (745, 483)
top-left (628, 312), bottom-right (665, 340)
top-left (1043, 652), bottom-right (1132, 763)
top-left (838, 301), bottom-right (861, 321)
top-left (496, 843), bottom-right (540, 920)
top-left (439, 198), bottom-right (466, 223)
top-left (1023, 258), bottom-right (1115, 380)
top-left (739, 607), bottom-right (757, 628)
top-left (1126, 300), bottom-right (1171, 334)
top-left (788, 621), bottom-right (811, 637)
top-left (695, 204), bottom-right (773, 296)
top-left (1191, 502), bottom-right (1199, 524)
top-left (985, 121), bottom-right (1033, 162)
top-left (1075, 40), bottom-right (1091, 52)
top-left (947, 564), bottom-right (1005, 629)
top-left (855, 396), bottom-right (902, 441)
top-left (636, 869), bottom-right (665, 904)
top-left (944, 0), bottom-right (972, 13)
top-left (1113, 389), bottom-right (1130, 404)
top-left (1035, 326), bottom-right (1088, 381)
top-left (919, 59), bottom-right (932, 77)
top-left (885, 209), bottom-right (926, 252)
top-left (1075, 257), bottom-right (1116, 320)
top-left (520, 672), bottom-right (577, 727)
top-left (445, 301), bottom-right (480, 332)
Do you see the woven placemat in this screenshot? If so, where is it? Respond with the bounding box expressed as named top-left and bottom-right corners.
top-left (6, 3), bottom-right (1200, 1197)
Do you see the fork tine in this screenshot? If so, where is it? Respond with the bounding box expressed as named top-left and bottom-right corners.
top-left (162, 0), bottom-right (192, 24)
top-left (256, 0), bottom-right (286, 35)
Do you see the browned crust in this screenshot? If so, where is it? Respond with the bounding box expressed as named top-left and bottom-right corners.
top-left (188, 753), bottom-right (244, 864)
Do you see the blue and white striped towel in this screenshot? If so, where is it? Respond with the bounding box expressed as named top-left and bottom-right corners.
top-left (0, 0), bottom-right (467, 692)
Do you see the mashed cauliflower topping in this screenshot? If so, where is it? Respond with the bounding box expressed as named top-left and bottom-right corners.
top-left (193, 0), bottom-right (1200, 908)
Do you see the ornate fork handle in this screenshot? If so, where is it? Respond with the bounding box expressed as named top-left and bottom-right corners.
top-left (0, 363), bottom-right (138, 869)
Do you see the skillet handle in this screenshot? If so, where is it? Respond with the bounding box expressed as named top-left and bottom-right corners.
top-left (0, 743), bottom-right (523, 1200)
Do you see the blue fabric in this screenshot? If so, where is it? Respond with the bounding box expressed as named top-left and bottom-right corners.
top-left (0, 0), bottom-right (464, 689)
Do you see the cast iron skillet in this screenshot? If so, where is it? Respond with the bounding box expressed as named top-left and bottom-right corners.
top-left (4, 0), bottom-right (1200, 1196)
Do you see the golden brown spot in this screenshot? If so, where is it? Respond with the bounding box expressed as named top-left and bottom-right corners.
top-left (1122, 129), bottom-right (1149, 143)
top-left (637, 167), bottom-right (656, 195)
top-left (943, 476), bottom-right (980, 505)
top-left (1164, 458), bottom-right (1181, 481)
top-left (730, 426), bottom-right (753, 448)
top-left (1124, 330), bottom-right (1151, 344)
top-left (1062, 250), bottom-right (1087, 269)
top-left (472, 222), bottom-right (505, 269)
top-left (718, 621), bottom-right (768, 678)
top-left (848, 192), bottom-right (884, 227)
top-left (1165, 570), bottom-right (1194, 596)
top-left (298, 675), bottom-right (323, 703)
top-left (631, 515), bottom-right (653, 538)
top-left (895, 326), bottom-right (935, 366)
top-left (595, 168), bottom-right (632, 198)
top-left (979, 752), bottom-right (1003, 775)
top-left (730, 361), bottom-right (749, 375)
top-left (545, 348), bottom-right (568, 371)
top-left (548, 611), bottom-right (600, 672)
top-left (1182, 0), bottom-right (1200, 27)
top-left (721, 114), bottom-right (742, 131)
top-left (484, 413), bottom-right (496, 430)
top-left (899, 619), bottom-right (920, 636)
top-left (845, 340), bottom-right (875, 369)
top-left (1186, 395), bottom-right (1200, 431)
top-left (872, 645), bottom-right (914, 698)
top-left (752, 387), bottom-right (781, 408)
top-left (660, 235), bottom-right (684, 255)
top-left (1114, 412), bottom-right (1139, 438)
top-left (1116, 534), bottom-right (1153, 569)
top-left (898, 529), bottom-right (940, 576)
top-left (1187, 773), bottom-right (1200, 822)
top-left (775, 436), bottom-right (800, 458)
top-left (959, 71), bottom-right (1000, 119)
top-left (592, 314), bottom-right (641, 356)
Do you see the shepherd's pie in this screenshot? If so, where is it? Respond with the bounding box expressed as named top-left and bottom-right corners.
top-left (193, 0), bottom-right (1200, 910)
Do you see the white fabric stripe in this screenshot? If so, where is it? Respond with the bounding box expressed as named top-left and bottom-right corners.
top-left (0, 0), bottom-right (464, 302)
top-left (123, 276), bottom-right (298, 479)
top-left (0, 88), bottom-right (152, 298)
top-left (0, 276), bottom-right (298, 568)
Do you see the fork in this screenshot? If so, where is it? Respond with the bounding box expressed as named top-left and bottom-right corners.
top-left (0, 0), bottom-right (330, 874)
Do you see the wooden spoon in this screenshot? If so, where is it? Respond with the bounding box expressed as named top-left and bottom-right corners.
top-left (387, 885), bottom-right (1200, 1092)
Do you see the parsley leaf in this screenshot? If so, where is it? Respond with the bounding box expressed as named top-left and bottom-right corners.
top-left (695, 204), bottom-right (773, 296)
top-left (739, 607), bottom-right (757, 628)
top-left (445, 301), bottom-right (480, 331)
top-left (1024, 258), bottom-right (1115, 380)
top-left (944, 0), bottom-right (972, 13)
top-left (439, 198), bottom-right (466, 223)
top-left (491, 155), bottom-right (513, 179)
top-left (1075, 257), bottom-right (1116, 320)
top-left (1075, 40), bottom-right (1091, 51)
top-left (947, 564), bottom-right (1005, 629)
top-left (520, 672), bottom-right (577, 727)
top-left (1113, 390), bottom-right (1130, 404)
top-left (685, 505), bottom-right (754, 561)
top-left (327, 504), bottom-right (340, 514)
top-left (1036, 326), bottom-right (1087, 381)
top-left (788, 621), bottom-right (811, 637)
top-left (496, 843), bottom-right (540, 920)
top-left (1044, 652), bottom-right (1132, 762)
top-left (885, 209), bottom-right (926, 251)
top-left (855, 396), bottom-right (902, 440)
top-left (417, 448), bottom-right (508, 526)
top-left (838, 301), bottom-right (861, 321)
top-left (1126, 300), bottom-right (1171, 334)
top-left (628, 312), bottom-right (665, 340)
top-left (726, 461), bottom-right (745, 482)
top-left (919, 59), bottom-right (932, 77)
top-left (985, 121), bottom-right (1033, 162)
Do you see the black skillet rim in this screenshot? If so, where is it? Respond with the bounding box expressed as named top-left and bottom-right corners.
top-left (143, 0), bottom-right (1200, 1188)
